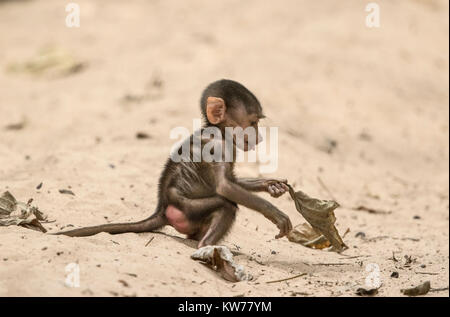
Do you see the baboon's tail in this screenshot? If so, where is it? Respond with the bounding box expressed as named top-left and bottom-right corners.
top-left (53, 211), bottom-right (167, 237)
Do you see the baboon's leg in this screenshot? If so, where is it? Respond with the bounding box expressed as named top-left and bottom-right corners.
top-left (167, 187), bottom-right (227, 221)
top-left (197, 201), bottom-right (238, 248)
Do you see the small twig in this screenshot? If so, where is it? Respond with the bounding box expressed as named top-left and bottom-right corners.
top-left (303, 235), bottom-right (327, 247)
top-left (399, 237), bottom-right (420, 242)
top-left (339, 255), bottom-right (370, 260)
top-left (291, 291), bottom-right (310, 296)
top-left (391, 252), bottom-right (398, 262)
top-left (353, 206), bottom-right (391, 215)
top-left (41, 220), bottom-right (56, 224)
top-left (59, 189), bottom-right (75, 196)
top-left (342, 228), bottom-right (350, 238)
top-left (249, 257), bottom-right (266, 266)
top-left (415, 271), bottom-right (439, 275)
top-left (266, 273), bottom-right (307, 284)
top-left (430, 287), bottom-right (449, 292)
top-left (317, 176), bottom-right (337, 201)
top-left (312, 262), bottom-right (350, 266)
top-left (366, 235), bottom-right (390, 242)
top-left (389, 174), bottom-right (409, 186)
top-left (145, 236), bottom-right (154, 247)
top-left (367, 236), bottom-right (419, 243)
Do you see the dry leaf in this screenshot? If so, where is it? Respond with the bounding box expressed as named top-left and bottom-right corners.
top-left (0, 191), bottom-right (48, 233)
top-left (288, 185), bottom-right (348, 252)
top-left (287, 223), bottom-right (331, 249)
top-left (6, 46), bottom-right (85, 78)
top-left (212, 248), bottom-right (239, 282)
top-left (191, 246), bottom-right (251, 282)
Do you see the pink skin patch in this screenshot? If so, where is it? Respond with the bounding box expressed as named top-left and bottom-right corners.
top-left (165, 205), bottom-right (192, 234)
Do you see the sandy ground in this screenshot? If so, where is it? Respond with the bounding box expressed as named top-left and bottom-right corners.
top-left (0, 0), bottom-right (448, 297)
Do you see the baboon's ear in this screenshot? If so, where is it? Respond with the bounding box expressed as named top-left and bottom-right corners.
top-left (206, 97), bottom-right (226, 125)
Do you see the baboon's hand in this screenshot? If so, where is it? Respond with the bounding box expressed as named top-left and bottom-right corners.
top-left (265, 179), bottom-right (289, 198)
top-left (268, 211), bottom-right (292, 239)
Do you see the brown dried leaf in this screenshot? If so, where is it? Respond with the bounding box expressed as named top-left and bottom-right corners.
top-left (19, 218), bottom-right (47, 233)
top-left (191, 246), bottom-right (251, 282)
top-left (287, 223), bottom-right (331, 249)
top-left (7, 46), bottom-right (86, 78)
top-left (0, 191), bottom-right (17, 215)
top-left (288, 186), bottom-right (348, 252)
top-left (212, 248), bottom-right (239, 282)
top-left (0, 191), bottom-right (47, 233)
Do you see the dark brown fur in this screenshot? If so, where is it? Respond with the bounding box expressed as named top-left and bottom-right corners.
top-left (55, 79), bottom-right (292, 247)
